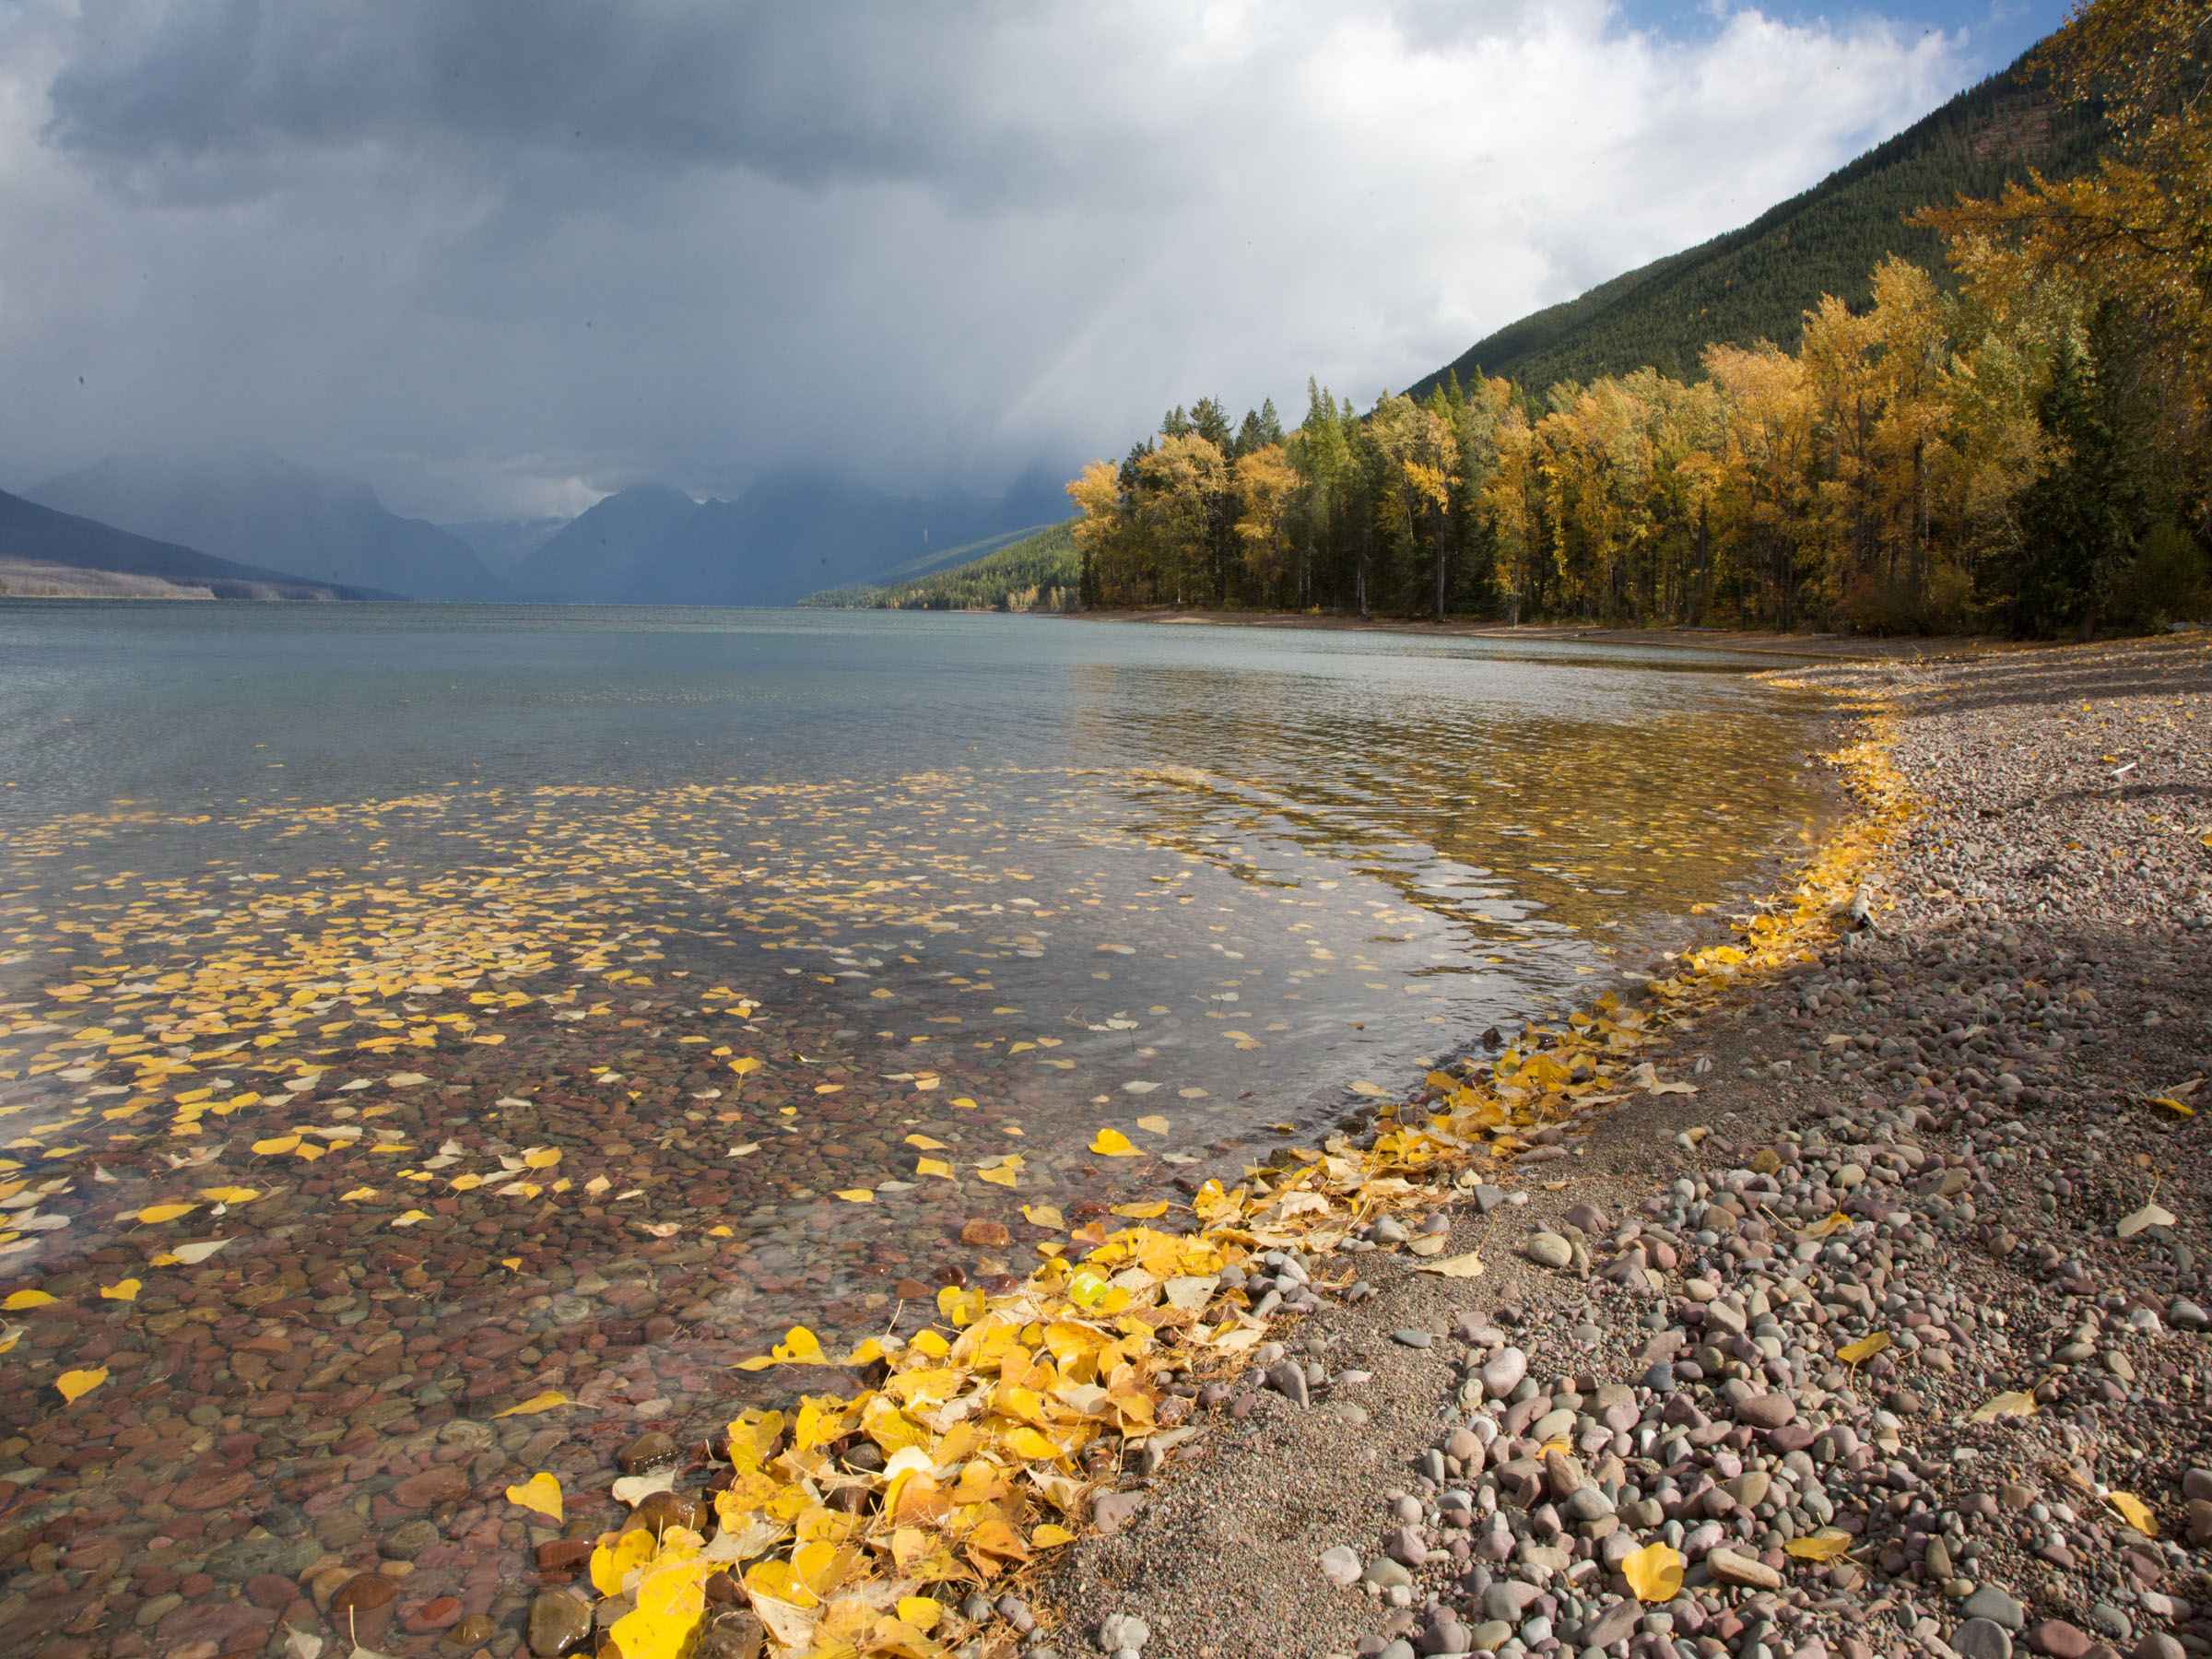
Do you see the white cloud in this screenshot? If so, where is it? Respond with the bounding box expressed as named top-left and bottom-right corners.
top-left (0, 0), bottom-right (1975, 515)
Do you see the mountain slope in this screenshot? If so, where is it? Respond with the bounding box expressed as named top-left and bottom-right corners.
top-left (442, 516), bottom-right (568, 573)
top-left (0, 488), bottom-right (383, 599)
top-left (1409, 53), bottom-right (2104, 396)
top-left (29, 453), bottom-right (504, 600)
top-left (512, 485), bottom-right (700, 601)
top-left (623, 471), bottom-right (1069, 607)
top-left (802, 522), bottom-right (1078, 611)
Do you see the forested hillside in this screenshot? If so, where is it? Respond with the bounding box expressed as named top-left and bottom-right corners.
top-left (1408, 53), bottom-right (2104, 397)
top-left (1066, 3), bottom-right (2210, 639)
top-left (802, 524), bottom-right (1078, 611)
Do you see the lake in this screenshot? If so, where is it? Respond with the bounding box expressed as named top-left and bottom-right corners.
top-left (0, 603), bottom-right (1830, 1648)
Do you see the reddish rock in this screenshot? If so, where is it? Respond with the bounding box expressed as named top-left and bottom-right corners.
top-left (959, 1219), bottom-right (1012, 1248)
top-left (403, 1595), bottom-right (464, 1633)
top-left (393, 1465), bottom-right (471, 1508)
top-left (536, 1538), bottom-right (594, 1575)
top-left (171, 1472), bottom-right (255, 1512)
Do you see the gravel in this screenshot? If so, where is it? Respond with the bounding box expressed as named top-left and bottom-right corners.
top-left (1036, 634), bottom-right (2212, 1659)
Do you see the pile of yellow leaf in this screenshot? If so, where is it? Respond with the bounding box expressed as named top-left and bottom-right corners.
top-left (555, 694), bottom-right (1917, 1659)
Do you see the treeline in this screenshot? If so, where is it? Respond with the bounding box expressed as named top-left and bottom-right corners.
top-left (803, 524), bottom-right (1079, 612)
top-left (1066, 0), bottom-right (2209, 638)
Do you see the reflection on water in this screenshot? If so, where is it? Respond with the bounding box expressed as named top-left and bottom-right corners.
top-left (0, 605), bottom-right (1826, 1652)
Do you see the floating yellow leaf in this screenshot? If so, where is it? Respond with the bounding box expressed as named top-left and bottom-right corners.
top-left (3, 1288), bottom-right (56, 1310)
top-left (55, 1366), bottom-right (108, 1405)
top-left (1622, 1541), bottom-right (1684, 1602)
top-left (391, 1209), bottom-right (431, 1227)
top-left (976, 1165), bottom-right (1018, 1188)
top-left (505, 1472), bottom-right (563, 1522)
top-left (494, 1390), bottom-right (573, 1418)
top-left (524, 1147), bottom-right (562, 1170)
top-left (197, 1185), bottom-right (261, 1205)
top-left (1111, 1201), bottom-right (1169, 1219)
top-left (2108, 1491), bottom-right (2158, 1537)
top-left (1838, 1332), bottom-right (1890, 1364)
top-left (131, 1202), bottom-right (195, 1225)
top-left (250, 1135), bottom-right (300, 1156)
top-left (903, 1135), bottom-right (947, 1151)
top-left (338, 1186), bottom-right (378, 1202)
top-left (728, 1057), bottom-right (762, 1077)
top-left (735, 1325), bottom-right (825, 1371)
top-left (834, 1188), bottom-right (875, 1203)
top-left (914, 1158), bottom-right (952, 1180)
top-left (1021, 1204), bottom-right (1065, 1230)
top-left (1088, 1128), bottom-right (1138, 1157)
top-left (99, 1278), bottom-right (140, 1301)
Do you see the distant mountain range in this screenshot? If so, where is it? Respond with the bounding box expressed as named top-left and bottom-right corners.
top-left (7, 453), bottom-right (1069, 607)
top-left (1407, 51), bottom-right (2103, 397)
top-left (29, 453), bottom-right (504, 601)
top-left (511, 469), bottom-right (1071, 606)
top-left (0, 487), bottom-right (386, 600)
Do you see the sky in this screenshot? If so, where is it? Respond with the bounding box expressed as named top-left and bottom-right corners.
top-left (0, 0), bottom-right (2067, 521)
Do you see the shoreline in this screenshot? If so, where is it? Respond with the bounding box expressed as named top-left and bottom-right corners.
top-left (1035, 629), bottom-right (2212, 1659)
top-left (1065, 607), bottom-right (2003, 664)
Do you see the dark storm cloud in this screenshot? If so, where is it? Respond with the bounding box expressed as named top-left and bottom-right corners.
top-left (2, 1), bottom-right (1984, 517)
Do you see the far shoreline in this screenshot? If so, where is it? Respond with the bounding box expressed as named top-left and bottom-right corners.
top-left (1061, 604), bottom-right (1997, 662)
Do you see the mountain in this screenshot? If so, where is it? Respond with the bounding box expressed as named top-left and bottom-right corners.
top-left (620, 469), bottom-right (1071, 607)
top-left (442, 515), bottom-right (569, 573)
top-left (29, 453), bottom-right (505, 600)
top-left (802, 522), bottom-right (1078, 611)
top-left (512, 484), bottom-right (700, 601)
top-left (0, 487), bottom-right (384, 600)
top-left (1408, 52), bottom-right (2105, 398)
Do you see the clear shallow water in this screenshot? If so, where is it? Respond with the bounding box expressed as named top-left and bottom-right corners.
top-left (0, 604), bottom-right (1828, 1650)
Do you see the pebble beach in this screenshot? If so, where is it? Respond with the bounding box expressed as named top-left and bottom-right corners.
top-left (1039, 632), bottom-right (2212, 1659)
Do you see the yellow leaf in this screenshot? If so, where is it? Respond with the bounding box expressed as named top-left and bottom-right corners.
top-left (1784, 1530), bottom-right (1853, 1561)
top-left (2108, 1491), bottom-right (2158, 1537)
top-left (734, 1325), bottom-right (825, 1371)
top-left (504, 1471), bottom-right (563, 1522)
top-left (1021, 1203), bottom-right (1065, 1230)
top-left (914, 1158), bottom-right (952, 1179)
top-left (391, 1209), bottom-right (431, 1228)
top-left (99, 1278), bottom-right (140, 1301)
top-left (1088, 1128), bottom-right (1139, 1157)
top-left (524, 1147), bottom-right (562, 1170)
top-left (1970, 1390), bottom-right (2038, 1423)
top-left (2149, 1095), bottom-right (2196, 1117)
top-left (55, 1366), bottom-right (108, 1405)
top-left (1031, 1523), bottom-right (1076, 1547)
top-left (903, 1135), bottom-right (947, 1151)
top-left (3, 1288), bottom-right (56, 1310)
top-left (338, 1186), bottom-right (378, 1202)
top-left (592, 1527), bottom-right (655, 1596)
top-left (1802, 1211), bottom-right (1851, 1239)
top-left (197, 1185), bottom-right (261, 1205)
top-left (1135, 1114), bottom-right (1170, 1134)
top-left (728, 1057), bottom-right (762, 1077)
top-left (500, 1256), bottom-right (523, 1271)
top-left (1413, 1251), bottom-right (1486, 1279)
top-left (131, 1202), bottom-right (195, 1225)
top-left (250, 1135), bottom-right (300, 1156)
top-left (895, 1596), bottom-right (941, 1631)
top-left (1838, 1332), bottom-right (1891, 1364)
top-left (494, 1390), bottom-right (573, 1418)
top-left (834, 1188), bottom-right (875, 1203)
top-left (1111, 1201), bottom-right (1169, 1219)
top-left (1622, 1541), bottom-right (1684, 1602)
top-left (977, 1165), bottom-right (1018, 1188)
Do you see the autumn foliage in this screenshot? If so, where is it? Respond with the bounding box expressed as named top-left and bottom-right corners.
top-left (1069, 0), bottom-right (2210, 637)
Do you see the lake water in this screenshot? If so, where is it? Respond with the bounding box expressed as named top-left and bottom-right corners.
top-left (0, 603), bottom-right (1829, 1650)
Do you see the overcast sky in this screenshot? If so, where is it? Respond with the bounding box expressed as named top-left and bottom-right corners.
top-left (0, 0), bottom-right (2063, 519)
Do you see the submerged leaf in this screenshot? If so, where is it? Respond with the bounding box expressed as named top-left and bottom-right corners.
top-left (504, 1471), bottom-right (563, 1522)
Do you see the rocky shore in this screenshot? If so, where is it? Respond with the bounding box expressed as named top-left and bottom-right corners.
top-left (1038, 633), bottom-right (2212, 1659)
